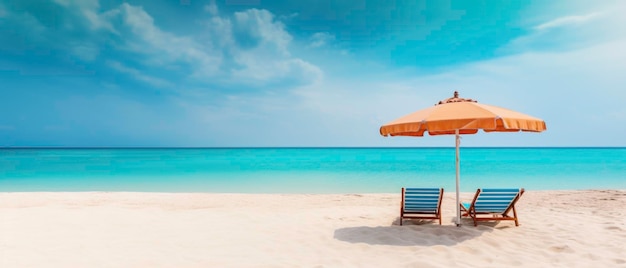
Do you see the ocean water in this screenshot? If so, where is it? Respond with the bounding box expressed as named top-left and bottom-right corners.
top-left (1, 148), bottom-right (624, 193)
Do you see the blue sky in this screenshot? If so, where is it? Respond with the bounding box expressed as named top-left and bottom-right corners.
top-left (1, 0), bottom-right (625, 147)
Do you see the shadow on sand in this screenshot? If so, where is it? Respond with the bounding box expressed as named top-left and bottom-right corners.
top-left (333, 217), bottom-right (502, 246)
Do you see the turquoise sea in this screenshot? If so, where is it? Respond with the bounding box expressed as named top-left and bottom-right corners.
top-left (1, 148), bottom-right (624, 193)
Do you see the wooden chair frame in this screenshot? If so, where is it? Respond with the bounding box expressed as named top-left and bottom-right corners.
top-left (460, 188), bottom-right (525, 227)
top-left (400, 187), bottom-right (444, 225)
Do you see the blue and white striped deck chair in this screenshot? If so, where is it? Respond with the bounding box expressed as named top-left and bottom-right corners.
top-left (400, 188), bottom-right (444, 225)
top-left (460, 188), bottom-right (525, 226)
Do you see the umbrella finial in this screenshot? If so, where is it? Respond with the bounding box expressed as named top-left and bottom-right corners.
top-left (437, 91), bottom-right (477, 105)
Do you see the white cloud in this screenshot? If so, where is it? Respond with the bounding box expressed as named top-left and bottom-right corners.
top-left (204, 0), bottom-right (218, 16)
top-left (70, 44), bottom-right (100, 61)
top-left (107, 60), bottom-right (172, 88)
top-left (119, 4), bottom-right (222, 77)
top-left (232, 9), bottom-right (292, 55)
top-left (534, 12), bottom-right (601, 30)
top-left (309, 32), bottom-right (335, 48)
top-left (205, 16), bottom-right (234, 48)
top-left (204, 8), bottom-right (323, 86)
top-left (278, 12), bottom-right (299, 21)
top-left (0, 4), bottom-right (7, 18)
top-left (0, 125), bottom-right (15, 131)
top-left (51, 0), bottom-right (117, 33)
top-left (500, 2), bottom-right (626, 55)
top-left (0, 0), bottom-right (120, 62)
top-left (0, 7), bottom-right (47, 40)
top-left (231, 56), bottom-right (323, 85)
top-left (84, 8), bottom-right (119, 33)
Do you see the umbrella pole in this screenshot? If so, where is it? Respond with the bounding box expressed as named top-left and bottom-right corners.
top-left (455, 129), bottom-right (461, 226)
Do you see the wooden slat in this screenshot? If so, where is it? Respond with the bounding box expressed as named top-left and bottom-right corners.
top-left (481, 188), bottom-right (519, 193)
top-left (476, 197), bottom-right (517, 201)
top-left (405, 196), bottom-right (439, 200)
top-left (475, 201), bottom-right (513, 206)
top-left (405, 203), bottom-right (438, 207)
top-left (478, 193), bottom-right (517, 197)
top-left (405, 205), bottom-right (438, 209)
top-left (405, 195), bottom-right (439, 201)
top-left (405, 188), bottom-right (440, 191)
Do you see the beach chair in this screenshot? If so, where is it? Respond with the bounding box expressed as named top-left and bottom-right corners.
top-left (400, 188), bottom-right (444, 225)
top-left (460, 188), bottom-right (525, 226)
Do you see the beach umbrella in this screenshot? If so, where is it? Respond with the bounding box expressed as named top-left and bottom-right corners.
top-left (379, 91), bottom-right (546, 226)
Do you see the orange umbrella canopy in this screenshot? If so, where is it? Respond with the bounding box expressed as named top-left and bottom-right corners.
top-left (380, 91), bottom-right (547, 137)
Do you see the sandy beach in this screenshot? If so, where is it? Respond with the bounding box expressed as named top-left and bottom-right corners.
top-left (1, 190), bottom-right (624, 267)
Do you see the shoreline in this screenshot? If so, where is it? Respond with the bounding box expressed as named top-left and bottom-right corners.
top-left (1, 190), bottom-right (625, 267)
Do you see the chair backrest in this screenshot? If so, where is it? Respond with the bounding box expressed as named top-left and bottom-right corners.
top-left (473, 188), bottom-right (523, 213)
top-left (403, 188), bottom-right (443, 213)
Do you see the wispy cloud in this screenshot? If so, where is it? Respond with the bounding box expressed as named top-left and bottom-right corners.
top-left (231, 56), bottom-right (322, 86)
top-left (231, 9), bottom-right (291, 55)
top-left (498, 2), bottom-right (626, 55)
top-left (52, 0), bottom-right (117, 33)
top-left (0, 3), bottom-right (7, 18)
top-left (309, 32), bottom-right (335, 48)
top-left (195, 7), bottom-right (324, 86)
top-left (107, 60), bottom-right (172, 88)
top-left (118, 4), bottom-right (222, 78)
top-left (0, 125), bottom-right (15, 131)
top-left (204, 0), bottom-right (218, 16)
top-left (534, 12), bottom-right (601, 31)
top-left (224, 9), bottom-right (323, 84)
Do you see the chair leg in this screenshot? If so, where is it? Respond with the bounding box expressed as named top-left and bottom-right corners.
top-left (470, 209), bottom-right (477, 226)
top-left (513, 206), bottom-right (519, 226)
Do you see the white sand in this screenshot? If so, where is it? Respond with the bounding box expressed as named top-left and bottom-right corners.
top-left (1, 190), bottom-right (625, 267)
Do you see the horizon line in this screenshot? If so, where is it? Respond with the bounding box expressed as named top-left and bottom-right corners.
top-left (1, 146), bottom-right (625, 149)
